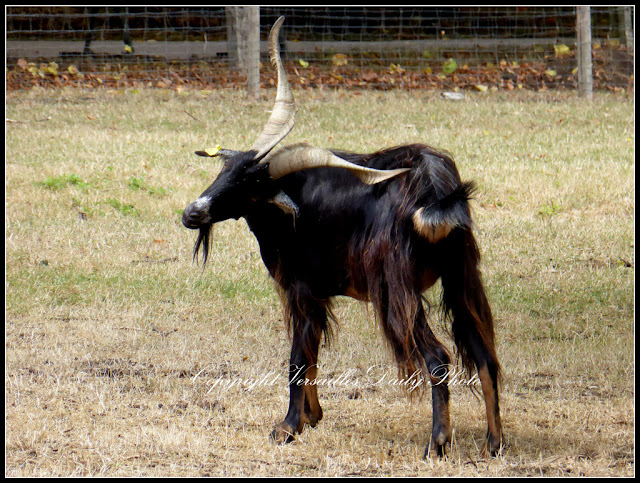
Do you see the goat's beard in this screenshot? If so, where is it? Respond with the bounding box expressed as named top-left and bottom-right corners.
top-left (193, 224), bottom-right (213, 266)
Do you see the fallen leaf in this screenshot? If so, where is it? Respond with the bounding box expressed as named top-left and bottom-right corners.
top-left (606, 38), bottom-right (620, 49)
top-left (362, 71), bottom-right (378, 82)
top-left (389, 63), bottom-right (405, 74)
top-left (28, 64), bottom-right (44, 78)
top-left (331, 53), bottom-right (348, 67)
top-left (44, 62), bottom-right (59, 76)
top-left (554, 44), bottom-right (571, 57)
top-left (442, 58), bottom-right (458, 75)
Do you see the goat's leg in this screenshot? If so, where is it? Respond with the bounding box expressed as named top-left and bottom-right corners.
top-left (451, 329), bottom-right (502, 455)
top-left (448, 320), bottom-right (502, 455)
top-left (271, 299), bottom-right (324, 444)
top-left (413, 305), bottom-right (453, 458)
top-left (271, 329), bottom-right (323, 443)
top-left (459, 305), bottom-right (502, 456)
top-left (440, 239), bottom-right (503, 456)
top-left (476, 358), bottom-right (502, 456)
top-left (376, 286), bottom-right (452, 458)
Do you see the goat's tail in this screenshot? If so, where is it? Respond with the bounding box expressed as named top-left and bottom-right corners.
top-left (439, 227), bottom-right (500, 383)
top-left (411, 181), bottom-right (475, 243)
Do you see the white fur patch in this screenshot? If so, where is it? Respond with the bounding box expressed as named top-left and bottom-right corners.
top-left (194, 196), bottom-right (211, 210)
top-left (412, 208), bottom-right (453, 243)
top-left (269, 190), bottom-right (299, 217)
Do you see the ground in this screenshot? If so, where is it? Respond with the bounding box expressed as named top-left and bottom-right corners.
top-left (5, 88), bottom-right (634, 476)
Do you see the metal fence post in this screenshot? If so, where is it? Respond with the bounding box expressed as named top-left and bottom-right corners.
top-left (576, 6), bottom-right (593, 100)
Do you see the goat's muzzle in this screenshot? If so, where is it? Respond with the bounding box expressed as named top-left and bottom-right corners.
top-left (182, 201), bottom-right (211, 229)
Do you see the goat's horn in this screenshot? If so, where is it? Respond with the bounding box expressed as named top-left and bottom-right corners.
top-left (250, 16), bottom-right (297, 160)
top-left (265, 143), bottom-right (410, 185)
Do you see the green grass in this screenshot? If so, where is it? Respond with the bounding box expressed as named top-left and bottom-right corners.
top-left (38, 173), bottom-right (90, 191)
top-left (5, 88), bottom-right (634, 476)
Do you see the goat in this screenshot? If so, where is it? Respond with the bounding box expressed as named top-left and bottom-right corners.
top-left (182, 17), bottom-right (503, 458)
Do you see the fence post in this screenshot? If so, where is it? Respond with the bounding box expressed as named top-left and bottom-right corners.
top-left (623, 7), bottom-right (634, 57)
top-left (226, 6), bottom-right (260, 99)
top-left (576, 6), bottom-right (593, 100)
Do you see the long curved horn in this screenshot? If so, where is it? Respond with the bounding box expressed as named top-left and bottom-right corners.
top-left (265, 143), bottom-right (410, 185)
top-left (250, 16), bottom-right (297, 160)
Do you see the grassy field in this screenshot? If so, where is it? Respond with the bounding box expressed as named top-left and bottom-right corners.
top-left (5, 88), bottom-right (634, 476)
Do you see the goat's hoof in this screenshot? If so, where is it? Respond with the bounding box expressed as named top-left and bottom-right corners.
top-left (270, 423), bottom-right (296, 445)
top-left (424, 431), bottom-right (450, 459)
top-left (481, 433), bottom-right (504, 457)
top-left (424, 442), bottom-right (448, 459)
top-left (303, 408), bottom-right (322, 427)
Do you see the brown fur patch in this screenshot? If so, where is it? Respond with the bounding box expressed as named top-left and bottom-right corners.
top-left (344, 285), bottom-right (370, 301)
top-left (301, 365), bottom-right (323, 427)
top-left (478, 365), bottom-right (503, 455)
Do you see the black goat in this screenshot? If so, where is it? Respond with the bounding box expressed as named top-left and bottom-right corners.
top-left (182, 17), bottom-right (502, 458)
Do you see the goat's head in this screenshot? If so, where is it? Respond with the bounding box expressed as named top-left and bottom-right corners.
top-left (182, 17), bottom-right (408, 263)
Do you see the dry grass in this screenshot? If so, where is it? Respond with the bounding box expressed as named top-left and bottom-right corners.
top-left (6, 88), bottom-right (634, 476)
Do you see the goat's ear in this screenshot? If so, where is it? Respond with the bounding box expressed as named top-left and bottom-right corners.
top-left (195, 150), bottom-right (214, 157)
top-left (194, 147), bottom-right (241, 159)
top-left (268, 190), bottom-right (299, 218)
top-left (195, 145), bottom-right (222, 157)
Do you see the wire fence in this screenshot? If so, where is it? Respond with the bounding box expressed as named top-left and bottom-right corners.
top-left (6, 6), bottom-right (634, 92)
